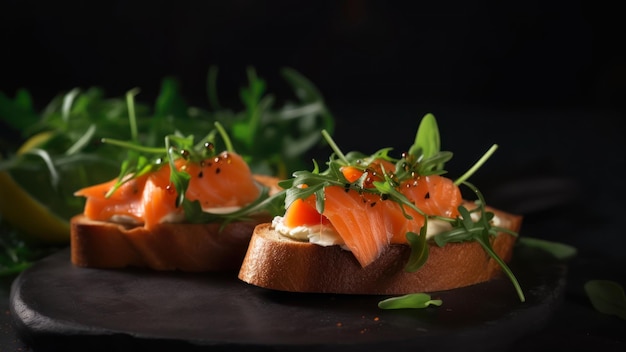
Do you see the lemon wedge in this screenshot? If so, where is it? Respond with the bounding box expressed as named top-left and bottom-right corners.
top-left (0, 131), bottom-right (70, 244)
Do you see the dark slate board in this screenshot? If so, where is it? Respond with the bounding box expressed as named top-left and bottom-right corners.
top-left (10, 245), bottom-right (567, 352)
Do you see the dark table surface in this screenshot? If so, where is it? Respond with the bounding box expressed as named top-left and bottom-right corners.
top-left (1, 105), bottom-right (625, 351)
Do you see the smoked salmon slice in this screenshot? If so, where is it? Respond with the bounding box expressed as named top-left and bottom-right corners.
top-left (306, 186), bottom-right (388, 267)
top-left (286, 160), bottom-right (463, 268)
top-left (399, 175), bottom-right (462, 219)
top-left (75, 174), bottom-right (150, 225)
top-left (75, 151), bottom-right (261, 229)
top-left (182, 152), bottom-right (261, 209)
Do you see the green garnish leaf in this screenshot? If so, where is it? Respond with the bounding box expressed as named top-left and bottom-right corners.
top-left (154, 77), bottom-right (188, 120)
top-left (167, 146), bottom-right (191, 208)
top-left (584, 280), bottom-right (626, 320)
top-left (432, 184), bottom-right (525, 302)
top-left (181, 186), bottom-right (285, 226)
top-left (458, 204), bottom-right (474, 231)
top-left (519, 237), bottom-right (578, 260)
top-left (405, 228), bottom-right (429, 272)
top-left (410, 112), bottom-right (440, 159)
top-left (0, 89), bottom-right (39, 131)
top-left (378, 293), bottom-right (443, 309)
top-left (454, 144), bottom-right (498, 186)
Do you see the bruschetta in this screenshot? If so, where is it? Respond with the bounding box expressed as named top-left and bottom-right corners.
top-left (71, 124), bottom-right (281, 272)
top-left (238, 113), bottom-right (525, 301)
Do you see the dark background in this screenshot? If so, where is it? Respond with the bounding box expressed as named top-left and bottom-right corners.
top-left (1, 1), bottom-right (625, 350)
top-left (1, 1), bottom-right (624, 111)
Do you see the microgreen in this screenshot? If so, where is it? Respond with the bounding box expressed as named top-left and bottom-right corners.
top-left (432, 181), bottom-right (524, 302)
top-left (410, 112), bottom-right (443, 174)
top-left (584, 280), bottom-right (626, 320)
top-left (405, 226), bottom-right (429, 272)
top-left (519, 236), bottom-right (614, 316)
top-left (378, 293), bottom-right (443, 309)
top-left (518, 237), bottom-right (577, 260)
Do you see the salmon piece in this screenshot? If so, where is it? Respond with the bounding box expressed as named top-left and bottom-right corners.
top-left (141, 165), bottom-right (181, 229)
top-left (303, 186), bottom-right (418, 267)
top-left (75, 174), bottom-right (149, 224)
top-left (382, 196), bottom-right (425, 244)
top-left (341, 159), bottom-right (395, 187)
top-left (337, 160), bottom-right (424, 244)
top-left (75, 151), bottom-right (261, 228)
top-left (283, 198), bottom-right (330, 228)
top-left (308, 186), bottom-right (390, 267)
top-left (182, 152), bottom-right (260, 209)
top-left (399, 175), bottom-right (462, 219)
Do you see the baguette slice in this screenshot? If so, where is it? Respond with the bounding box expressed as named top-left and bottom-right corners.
top-left (238, 207), bottom-right (522, 295)
top-left (71, 175), bottom-right (280, 272)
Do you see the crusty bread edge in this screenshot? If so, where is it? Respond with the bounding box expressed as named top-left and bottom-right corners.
top-left (71, 214), bottom-right (274, 272)
top-left (238, 206), bottom-right (522, 295)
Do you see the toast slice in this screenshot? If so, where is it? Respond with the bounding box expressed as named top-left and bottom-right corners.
top-left (238, 207), bottom-right (522, 295)
top-left (71, 174), bottom-right (281, 272)
top-left (71, 214), bottom-right (270, 272)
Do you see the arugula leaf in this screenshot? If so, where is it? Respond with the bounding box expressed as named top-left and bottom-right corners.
top-left (182, 187), bottom-right (286, 227)
top-left (411, 113), bottom-right (440, 160)
top-left (0, 89), bottom-right (39, 132)
top-left (154, 78), bottom-right (189, 120)
top-left (584, 280), bottom-right (626, 320)
top-left (454, 144), bottom-right (499, 186)
top-left (378, 293), bottom-right (443, 309)
top-left (405, 228), bottom-right (429, 272)
top-left (518, 237), bottom-right (577, 260)
top-left (432, 182), bottom-right (525, 302)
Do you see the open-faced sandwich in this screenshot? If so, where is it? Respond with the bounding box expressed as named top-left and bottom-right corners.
top-left (239, 113), bottom-right (525, 303)
top-left (71, 123), bottom-right (282, 272)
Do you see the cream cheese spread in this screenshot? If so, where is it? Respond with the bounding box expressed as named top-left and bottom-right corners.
top-left (272, 211), bottom-right (506, 250)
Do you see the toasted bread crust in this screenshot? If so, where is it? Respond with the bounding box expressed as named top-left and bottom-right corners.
top-left (238, 208), bottom-right (522, 295)
top-left (71, 215), bottom-right (272, 272)
top-left (70, 175), bottom-right (280, 272)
